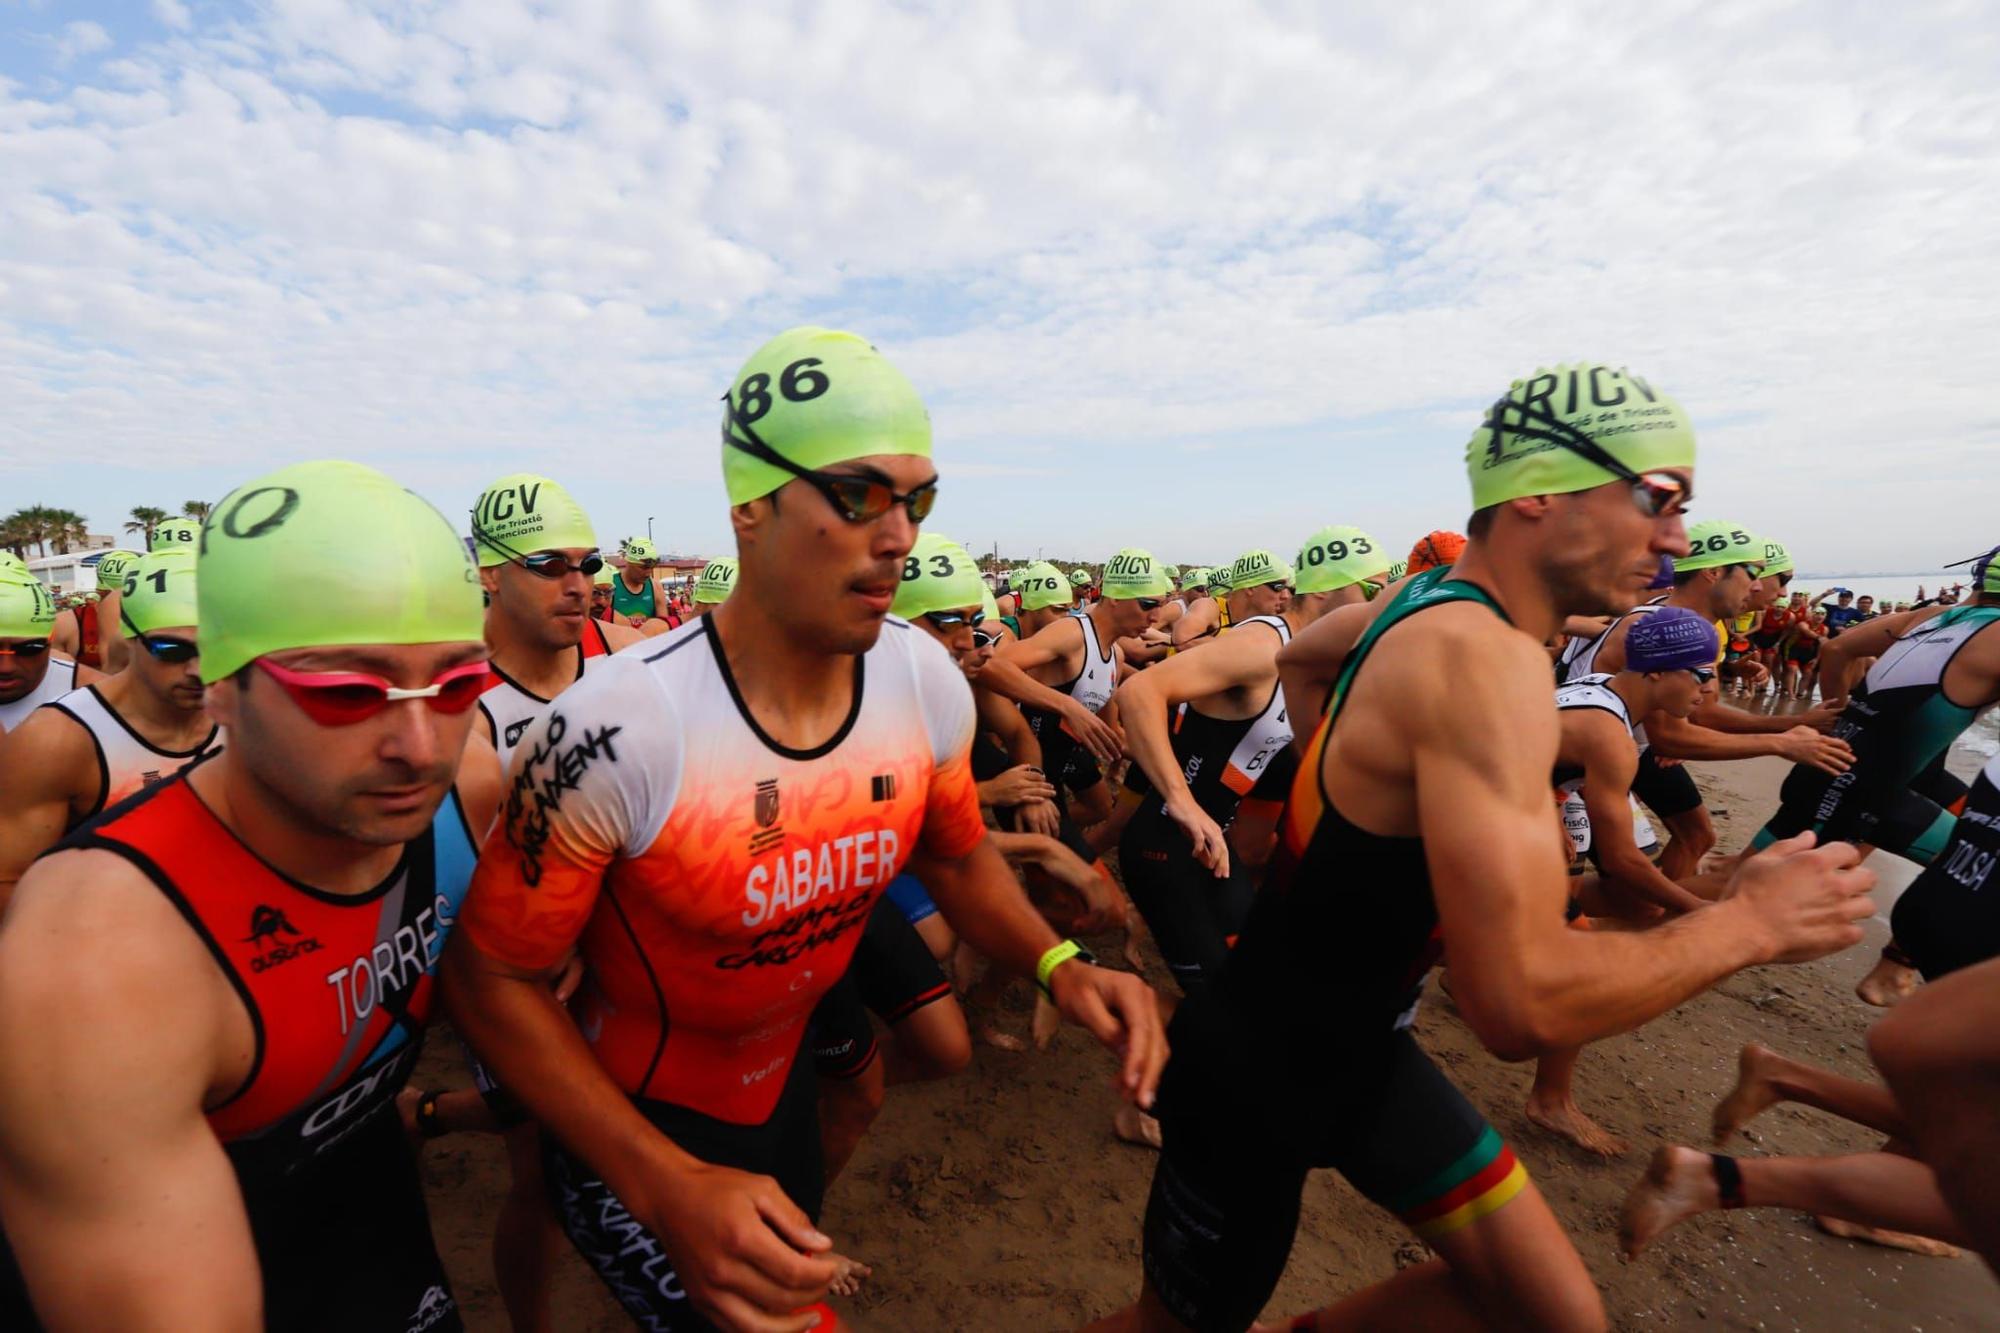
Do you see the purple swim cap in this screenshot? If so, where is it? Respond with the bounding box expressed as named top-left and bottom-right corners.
top-left (1627, 605), bottom-right (1719, 673)
top-left (1647, 555), bottom-right (1675, 590)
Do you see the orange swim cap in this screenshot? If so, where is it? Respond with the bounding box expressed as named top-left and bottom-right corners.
top-left (1406, 530), bottom-right (1467, 576)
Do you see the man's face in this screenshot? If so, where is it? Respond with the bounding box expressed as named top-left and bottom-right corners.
top-left (1712, 564), bottom-right (1757, 618)
top-left (128, 626), bottom-right (206, 714)
top-left (206, 641), bottom-right (487, 847)
top-left (1749, 573), bottom-right (1781, 612)
top-left (1102, 595), bottom-right (1157, 638)
top-left (590, 584), bottom-right (613, 616)
top-left (623, 558), bottom-right (656, 587)
top-left (0, 638), bottom-right (52, 702)
top-left (1654, 668), bottom-right (1707, 719)
top-left (482, 547), bottom-right (594, 652)
top-left (1242, 580), bottom-right (1288, 619)
top-left (1789, 592), bottom-right (1808, 609)
top-left (751, 454), bottom-right (933, 656)
top-left (914, 605), bottom-right (982, 673)
top-left (1838, 593), bottom-right (1854, 607)
top-left (1858, 597), bottom-right (1874, 614)
top-left (1537, 472), bottom-right (1692, 617)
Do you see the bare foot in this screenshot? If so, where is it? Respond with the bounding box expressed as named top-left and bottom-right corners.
top-left (1857, 955), bottom-right (1921, 1008)
top-left (826, 1253), bottom-right (873, 1298)
top-left (1815, 1216), bottom-right (1961, 1257)
top-left (1713, 1044), bottom-right (1789, 1145)
top-left (1620, 1146), bottom-right (1720, 1259)
top-left (977, 1024), bottom-right (1027, 1052)
top-left (1031, 992), bottom-right (1062, 1050)
top-left (1113, 1104), bottom-right (1163, 1150)
top-left (1525, 1092), bottom-right (1627, 1157)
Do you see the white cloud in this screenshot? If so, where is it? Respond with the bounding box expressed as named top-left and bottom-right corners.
top-left (1, 1), bottom-right (1997, 567)
top-left (54, 20), bottom-right (112, 62)
top-left (152, 0), bottom-right (193, 32)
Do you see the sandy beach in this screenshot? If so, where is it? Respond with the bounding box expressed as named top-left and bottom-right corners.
top-left (413, 742), bottom-right (1999, 1331)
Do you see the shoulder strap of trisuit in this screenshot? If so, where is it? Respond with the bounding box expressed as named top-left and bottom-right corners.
top-left (1325, 569), bottom-right (1508, 729)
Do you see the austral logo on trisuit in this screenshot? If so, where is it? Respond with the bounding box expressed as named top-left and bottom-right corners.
top-left (243, 904), bottom-right (324, 973)
top-left (751, 778), bottom-right (785, 856)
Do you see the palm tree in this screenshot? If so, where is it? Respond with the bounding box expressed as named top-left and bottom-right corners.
top-left (44, 509), bottom-right (90, 555)
top-left (3, 505), bottom-right (58, 558)
top-left (1, 509), bottom-right (40, 560)
top-left (126, 506), bottom-right (171, 549)
top-left (182, 500), bottom-right (212, 522)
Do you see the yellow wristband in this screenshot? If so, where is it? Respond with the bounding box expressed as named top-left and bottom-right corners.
top-left (1036, 939), bottom-right (1084, 998)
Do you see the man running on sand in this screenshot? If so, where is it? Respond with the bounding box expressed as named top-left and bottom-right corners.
top-left (442, 327), bottom-right (1165, 1333)
top-left (1089, 362), bottom-right (1877, 1333)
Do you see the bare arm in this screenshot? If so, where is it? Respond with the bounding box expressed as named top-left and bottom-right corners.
top-left (600, 620), bottom-right (645, 651)
top-left (1573, 725), bottom-right (1706, 914)
top-left (0, 854), bottom-right (260, 1330)
top-left (1646, 711), bottom-right (1853, 772)
top-left (1410, 632), bottom-right (1876, 1059)
top-left (988, 622), bottom-right (1122, 764)
top-left (911, 837), bottom-right (1165, 1105)
top-left (48, 609), bottom-right (79, 657)
top-left (0, 713), bottom-right (97, 908)
top-left (1170, 599), bottom-right (1219, 649)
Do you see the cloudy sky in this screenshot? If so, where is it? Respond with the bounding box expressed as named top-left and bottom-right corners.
top-left (3, 0), bottom-right (1996, 572)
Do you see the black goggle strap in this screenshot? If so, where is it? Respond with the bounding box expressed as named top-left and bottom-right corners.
top-left (1482, 398), bottom-right (1647, 489)
top-left (468, 520), bottom-right (597, 574)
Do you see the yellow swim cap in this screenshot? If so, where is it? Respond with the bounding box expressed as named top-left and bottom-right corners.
top-left (471, 474), bottom-right (597, 568)
top-left (120, 549), bottom-right (198, 635)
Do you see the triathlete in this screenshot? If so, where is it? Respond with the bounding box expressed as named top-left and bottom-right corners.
top-left (612, 536), bottom-right (671, 631)
top-left (1753, 543), bottom-right (2000, 1006)
top-left (1530, 609), bottom-right (1720, 1158)
top-left (48, 548), bottom-right (138, 672)
top-left (981, 550), bottom-right (1167, 827)
top-left (0, 460), bottom-right (499, 1330)
top-left (1171, 565), bottom-right (1230, 649)
top-left (472, 473), bottom-right (642, 774)
top-left (442, 326), bottom-right (1164, 1333)
top-left (0, 548), bottom-right (219, 905)
top-left (0, 574), bottom-right (99, 735)
top-left (1557, 518), bottom-right (1849, 879)
top-left (1625, 748), bottom-right (2000, 1261)
top-left (589, 561), bottom-right (617, 622)
top-left (688, 556), bottom-right (739, 616)
top-left (1090, 362), bottom-right (1876, 1333)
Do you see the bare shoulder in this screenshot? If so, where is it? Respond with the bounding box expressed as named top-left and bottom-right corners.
top-left (455, 729), bottom-right (505, 836)
top-left (0, 705), bottom-right (95, 791)
top-left (1368, 607), bottom-right (1556, 744)
top-left (600, 620), bottom-right (645, 651)
top-left (0, 850), bottom-right (228, 1061)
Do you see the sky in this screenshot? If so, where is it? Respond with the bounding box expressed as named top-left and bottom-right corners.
top-left (2, 0), bottom-right (1997, 572)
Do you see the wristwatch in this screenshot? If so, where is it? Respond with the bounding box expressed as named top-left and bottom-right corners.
top-left (1035, 939), bottom-right (1097, 999)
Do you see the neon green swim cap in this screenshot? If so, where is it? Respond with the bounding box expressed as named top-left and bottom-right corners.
top-left (1385, 559), bottom-right (1409, 583)
top-left (471, 474), bottom-right (597, 568)
top-left (1677, 519), bottom-right (1763, 574)
top-left (1293, 526), bottom-right (1387, 595)
top-left (693, 556), bottom-right (739, 606)
top-left (894, 534), bottom-right (985, 619)
top-left (1209, 564), bottom-right (1233, 593)
top-left (722, 327), bottom-right (931, 506)
top-left (94, 550), bottom-right (140, 592)
top-left (119, 548), bottom-right (198, 635)
top-left (1101, 549), bottom-right (1171, 600)
top-left (152, 518), bottom-right (201, 550)
top-left (1070, 569), bottom-right (1093, 586)
top-left (197, 460), bottom-right (485, 684)
top-left (979, 586), bottom-right (1002, 625)
top-left (592, 562), bottom-right (616, 587)
top-left (1757, 539), bottom-right (1795, 577)
top-left (1466, 365), bottom-right (1696, 510)
top-left (0, 575), bottom-right (57, 639)
top-left (621, 537), bottom-right (658, 564)
top-left (1182, 566), bottom-right (1210, 590)
top-left (1228, 549), bottom-right (1293, 592)
top-left (1015, 561), bottom-right (1075, 612)
top-left (0, 553), bottom-right (26, 580)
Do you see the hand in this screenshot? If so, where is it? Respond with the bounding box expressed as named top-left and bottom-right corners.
top-left (1035, 842), bottom-right (1125, 932)
top-left (1011, 798), bottom-right (1062, 838)
top-left (1778, 726), bottom-right (1854, 775)
top-left (1047, 961), bottom-right (1168, 1109)
top-left (1163, 796), bottom-right (1230, 879)
top-left (1794, 705), bottom-right (1842, 733)
top-left (1062, 700), bottom-right (1125, 767)
top-left (639, 1158), bottom-right (838, 1333)
top-left (980, 765), bottom-right (1058, 810)
top-left (1725, 832), bottom-right (1877, 964)
top-left (627, 614), bottom-right (648, 629)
